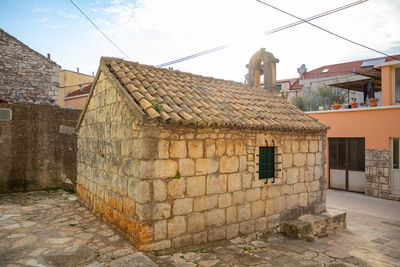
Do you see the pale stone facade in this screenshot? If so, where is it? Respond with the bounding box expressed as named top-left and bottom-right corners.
top-left (365, 149), bottom-right (399, 200)
top-left (0, 28), bottom-right (59, 105)
top-left (77, 70), bottom-right (327, 251)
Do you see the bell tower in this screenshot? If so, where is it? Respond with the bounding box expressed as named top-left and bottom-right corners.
top-left (247, 48), bottom-right (280, 94)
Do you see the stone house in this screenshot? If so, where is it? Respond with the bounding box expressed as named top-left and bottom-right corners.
top-left (76, 57), bottom-right (328, 251)
top-left (0, 28), bottom-right (59, 105)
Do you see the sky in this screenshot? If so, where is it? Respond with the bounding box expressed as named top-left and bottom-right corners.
top-left (0, 0), bottom-right (399, 82)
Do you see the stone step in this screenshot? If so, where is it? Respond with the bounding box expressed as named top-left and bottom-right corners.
top-left (281, 208), bottom-right (346, 241)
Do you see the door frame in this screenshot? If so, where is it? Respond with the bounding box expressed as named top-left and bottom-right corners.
top-left (391, 137), bottom-right (400, 196)
top-left (328, 137), bottom-right (365, 193)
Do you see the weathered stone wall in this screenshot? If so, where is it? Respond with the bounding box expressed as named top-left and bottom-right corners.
top-left (0, 103), bottom-right (81, 193)
top-left (77, 71), bottom-right (327, 251)
top-left (0, 28), bottom-right (59, 105)
top-left (365, 149), bottom-right (397, 200)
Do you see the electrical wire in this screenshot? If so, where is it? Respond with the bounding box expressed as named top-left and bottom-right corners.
top-left (263, 0), bottom-right (368, 35)
top-left (59, 82), bottom-right (92, 89)
top-left (156, 0), bottom-right (368, 68)
top-left (70, 0), bottom-right (130, 59)
top-left (255, 0), bottom-right (400, 61)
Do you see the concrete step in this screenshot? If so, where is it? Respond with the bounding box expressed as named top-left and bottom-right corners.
top-left (281, 208), bottom-right (346, 241)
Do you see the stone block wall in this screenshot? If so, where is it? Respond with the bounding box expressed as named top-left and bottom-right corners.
top-left (365, 149), bottom-right (392, 199)
top-left (0, 28), bottom-right (59, 105)
top-left (0, 103), bottom-right (81, 193)
top-left (77, 71), bottom-right (327, 251)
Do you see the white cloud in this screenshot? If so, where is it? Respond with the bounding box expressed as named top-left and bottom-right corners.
top-left (34, 16), bottom-right (48, 23)
top-left (68, 0), bottom-right (400, 81)
top-left (32, 7), bottom-right (50, 13)
top-left (58, 10), bottom-right (79, 20)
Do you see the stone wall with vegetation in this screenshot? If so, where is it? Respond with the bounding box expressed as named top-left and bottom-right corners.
top-left (365, 149), bottom-right (395, 200)
top-left (0, 28), bottom-right (59, 105)
top-left (77, 71), bottom-right (327, 251)
top-left (0, 103), bottom-right (80, 193)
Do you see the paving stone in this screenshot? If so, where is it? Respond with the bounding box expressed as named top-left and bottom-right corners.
top-left (28, 248), bottom-right (47, 257)
top-left (7, 233), bottom-right (27, 239)
top-left (1, 190), bottom-right (400, 267)
top-left (371, 237), bottom-right (391, 245)
top-left (18, 258), bottom-right (47, 267)
top-left (108, 235), bottom-right (121, 242)
top-left (98, 229), bottom-right (114, 237)
top-left (0, 223), bottom-right (20, 230)
top-left (198, 259), bottom-right (220, 266)
top-left (46, 237), bottom-right (72, 244)
top-left (85, 262), bottom-right (105, 267)
top-left (313, 254), bottom-right (335, 263)
top-left (110, 253), bottom-right (158, 267)
top-left (12, 235), bottom-right (37, 249)
top-left (64, 244), bottom-right (80, 253)
top-left (113, 248), bottom-right (134, 257)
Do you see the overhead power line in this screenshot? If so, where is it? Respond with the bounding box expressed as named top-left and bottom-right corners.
top-left (263, 0), bottom-right (368, 35)
top-left (255, 0), bottom-right (399, 61)
top-left (156, 0), bottom-right (368, 68)
top-left (70, 0), bottom-right (130, 59)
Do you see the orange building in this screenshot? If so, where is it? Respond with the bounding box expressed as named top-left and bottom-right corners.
top-left (308, 60), bottom-right (400, 200)
top-left (64, 84), bottom-right (91, 110)
top-left (59, 69), bottom-right (94, 108)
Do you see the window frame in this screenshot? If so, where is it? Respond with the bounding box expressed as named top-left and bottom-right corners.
top-left (258, 140), bottom-right (281, 184)
top-left (0, 108), bottom-right (12, 121)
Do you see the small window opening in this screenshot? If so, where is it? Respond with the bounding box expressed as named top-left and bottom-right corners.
top-left (257, 140), bottom-right (281, 184)
top-left (321, 68), bottom-right (329, 73)
top-left (0, 108), bottom-right (11, 120)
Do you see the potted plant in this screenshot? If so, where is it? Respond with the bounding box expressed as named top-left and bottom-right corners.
top-left (331, 103), bottom-right (341, 110)
top-left (368, 98), bottom-right (378, 107)
top-left (350, 97), bottom-right (357, 108)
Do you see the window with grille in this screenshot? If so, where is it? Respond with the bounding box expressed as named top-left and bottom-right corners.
top-left (258, 142), bottom-right (280, 183)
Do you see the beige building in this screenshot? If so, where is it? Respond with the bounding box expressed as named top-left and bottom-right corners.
top-left (76, 57), bottom-right (328, 251)
top-left (59, 69), bottom-right (93, 108)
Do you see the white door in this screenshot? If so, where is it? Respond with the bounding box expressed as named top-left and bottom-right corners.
top-left (392, 138), bottom-right (400, 196)
top-left (329, 138), bottom-right (365, 193)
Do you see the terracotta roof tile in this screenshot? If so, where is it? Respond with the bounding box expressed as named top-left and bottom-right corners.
top-left (65, 84), bottom-right (92, 98)
top-left (303, 54), bottom-right (400, 79)
top-left (289, 79), bottom-right (303, 90)
top-left (105, 58), bottom-right (327, 132)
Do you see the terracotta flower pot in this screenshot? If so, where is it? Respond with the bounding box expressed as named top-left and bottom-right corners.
top-left (351, 102), bottom-right (357, 108)
top-left (369, 99), bottom-right (378, 107)
top-left (332, 104), bottom-right (341, 109)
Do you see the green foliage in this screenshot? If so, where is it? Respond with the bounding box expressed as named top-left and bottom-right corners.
top-left (67, 188), bottom-right (76, 194)
top-left (315, 83), bottom-right (347, 105)
top-left (291, 95), bottom-right (309, 112)
top-left (151, 100), bottom-right (163, 114)
top-left (291, 83), bottom-right (347, 111)
top-left (45, 187), bottom-right (62, 192)
top-left (174, 170), bottom-right (181, 179)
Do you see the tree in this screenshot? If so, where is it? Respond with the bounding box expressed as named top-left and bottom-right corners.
top-left (291, 83), bottom-right (347, 111)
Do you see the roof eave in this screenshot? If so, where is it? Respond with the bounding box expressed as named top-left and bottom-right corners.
top-left (76, 57), bottom-right (145, 131)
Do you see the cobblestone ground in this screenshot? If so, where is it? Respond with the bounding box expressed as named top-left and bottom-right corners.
top-left (0, 190), bottom-right (155, 267)
top-left (1, 190), bottom-right (399, 267)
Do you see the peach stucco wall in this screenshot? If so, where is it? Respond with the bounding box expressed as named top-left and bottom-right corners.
top-left (381, 66), bottom-right (393, 106)
top-left (309, 106), bottom-right (400, 150)
top-left (64, 95), bottom-right (88, 110)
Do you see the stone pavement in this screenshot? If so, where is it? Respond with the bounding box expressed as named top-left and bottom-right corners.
top-left (0, 190), bottom-right (156, 267)
top-left (0, 189), bottom-right (399, 266)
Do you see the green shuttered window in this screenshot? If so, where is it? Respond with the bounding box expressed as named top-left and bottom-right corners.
top-left (259, 146), bottom-right (275, 179)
